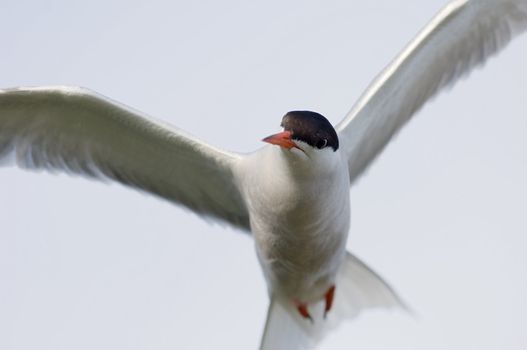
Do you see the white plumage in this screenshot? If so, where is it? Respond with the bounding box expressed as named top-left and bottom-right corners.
top-left (1, 1), bottom-right (526, 349)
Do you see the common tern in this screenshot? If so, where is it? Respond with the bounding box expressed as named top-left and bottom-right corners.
top-left (1, 0), bottom-right (527, 349)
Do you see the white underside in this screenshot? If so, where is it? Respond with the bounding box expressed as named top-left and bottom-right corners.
top-left (239, 144), bottom-right (351, 303)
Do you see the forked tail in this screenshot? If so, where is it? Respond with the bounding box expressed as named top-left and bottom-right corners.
top-left (259, 252), bottom-right (408, 350)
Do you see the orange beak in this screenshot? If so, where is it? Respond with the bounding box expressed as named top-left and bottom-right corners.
top-left (262, 130), bottom-right (297, 149)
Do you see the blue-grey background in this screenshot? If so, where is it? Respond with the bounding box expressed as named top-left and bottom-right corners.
top-left (1, 1), bottom-right (526, 349)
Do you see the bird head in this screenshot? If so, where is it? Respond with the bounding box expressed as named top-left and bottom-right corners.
top-left (262, 111), bottom-right (339, 159)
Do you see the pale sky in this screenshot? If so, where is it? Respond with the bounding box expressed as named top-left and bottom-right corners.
top-left (1, 1), bottom-right (526, 349)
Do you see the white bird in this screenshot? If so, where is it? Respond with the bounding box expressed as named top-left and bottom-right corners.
top-left (1, 0), bottom-right (526, 349)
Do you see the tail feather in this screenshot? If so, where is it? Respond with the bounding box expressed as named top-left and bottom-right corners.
top-left (259, 298), bottom-right (312, 350)
top-left (259, 251), bottom-right (407, 349)
top-left (331, 252), bottom-right (409, 319)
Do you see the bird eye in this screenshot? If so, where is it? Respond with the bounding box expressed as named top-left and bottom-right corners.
top-left (317, 138), bottom-right (328, 149)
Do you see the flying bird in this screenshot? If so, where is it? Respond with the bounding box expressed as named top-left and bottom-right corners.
top-left (1, 0), bottom-right (526, 349)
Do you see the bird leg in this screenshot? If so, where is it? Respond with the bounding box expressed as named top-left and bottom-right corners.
top-left (324, 285), bottom-right (336, 318)
top-left (295, 302), bottom-right (313, 323)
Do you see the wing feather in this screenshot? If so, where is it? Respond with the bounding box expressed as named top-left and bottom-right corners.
top-left (337, 0), bottom-right (527, 184)
top-left (0, 86), bottom-right (250, 231)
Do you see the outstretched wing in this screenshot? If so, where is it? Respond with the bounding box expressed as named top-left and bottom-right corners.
top-left (0, 86), bottom-right (250, 231)
top-left (337, 0), bottom-right (527, 184)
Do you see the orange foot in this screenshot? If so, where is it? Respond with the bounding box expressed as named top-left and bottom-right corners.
top-left (324, 285), bottom-right (336, 319)
top-left (296, 302), bottom-right (313, 323)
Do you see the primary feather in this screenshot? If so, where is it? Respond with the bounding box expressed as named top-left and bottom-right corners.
top-left (337, 0), bottom-right (527, 184)
top-left (0, 86), bottom-right (250, 230)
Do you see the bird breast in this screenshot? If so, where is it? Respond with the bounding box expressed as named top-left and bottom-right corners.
top-left (239, 147), bottom-right (351, 301)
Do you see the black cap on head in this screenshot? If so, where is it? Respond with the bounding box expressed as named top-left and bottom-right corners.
top-left (281, 111), bottom-right (339, 151)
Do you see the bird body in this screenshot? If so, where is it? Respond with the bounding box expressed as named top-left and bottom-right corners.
top-left (242, 142), bottom-right (350, 304)
top-left (1, 0), bottom-right (527, 349)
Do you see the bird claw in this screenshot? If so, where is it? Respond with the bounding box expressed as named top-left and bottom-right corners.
top-left (294, 285), bottom-right (335, 322)
top-left (323, 285), bottom-right (336, 319)
top-left (296, 303), bottom-right (313, 323)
